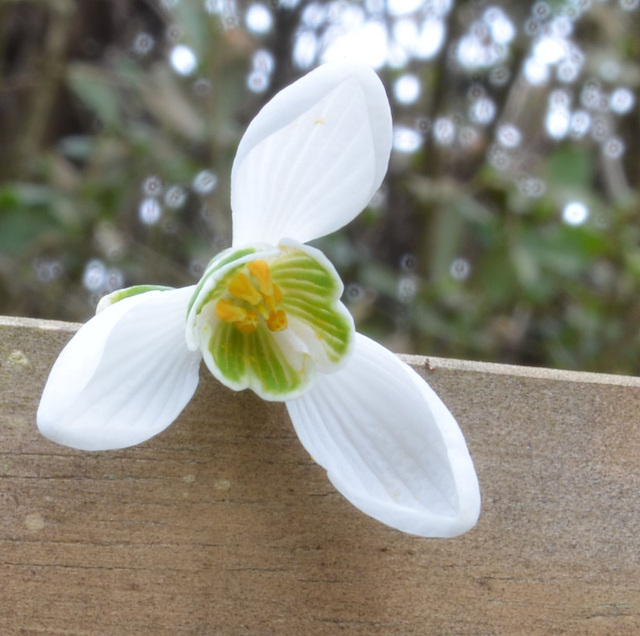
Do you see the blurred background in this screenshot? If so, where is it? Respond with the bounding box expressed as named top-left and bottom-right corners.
top-left (1, 0), bottom-right (640, 374)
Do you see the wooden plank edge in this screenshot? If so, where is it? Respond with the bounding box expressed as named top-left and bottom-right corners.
top-left (4, 313), bottom-right (640, 388)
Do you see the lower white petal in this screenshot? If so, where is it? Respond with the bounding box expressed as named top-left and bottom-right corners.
top-left (38, 286), bottom-right (202, 451)
top-left (286, 333), bottom-right (480, 538)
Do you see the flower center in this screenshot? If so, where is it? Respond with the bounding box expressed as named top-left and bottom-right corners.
top-left (214, 259), bottom-right (288, 334)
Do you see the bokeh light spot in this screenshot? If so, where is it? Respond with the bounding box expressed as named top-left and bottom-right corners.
top-left (246, 4), bottom-right (273, 34)
top-left (394, 74), bottom-right (421, 104)
top-left (170, 45), bottom-right (197, 76)
top-left (562, 201), bottom-right (589, 226)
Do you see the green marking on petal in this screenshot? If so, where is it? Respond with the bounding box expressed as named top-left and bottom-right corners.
top-left (207, 247), bottom-right (257, 273)
top-left (194, 262), bottom-right (251, 317)
top-left (187, 247), bottom-right (257, 317)
top-left (258, 328), bottom-right (304, 395)
top-left (195, 240), bottom-right (353, 401)
top-left (210, 321), bottom-right (246, 384)
top-left (207, 316), bottom-right (304, 398)
top-left (271, 256), bottom-right (340, 296)
top-left (270, 247), bottom-right (352, 362)
top-left (282, 297), bottom-right (352, 359)
top-left (97, 285), bottom-right (174, 313)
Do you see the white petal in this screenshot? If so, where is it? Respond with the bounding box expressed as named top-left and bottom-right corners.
top-left (231, 62), bottom-right (392, 246)
top-left (286, 333), bottom-right (480, 538)
top-left (38, 286), bottom-right (202, 451)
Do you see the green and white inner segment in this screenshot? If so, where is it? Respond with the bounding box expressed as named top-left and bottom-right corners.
top-left (187, 240), bottom-right (354, 401)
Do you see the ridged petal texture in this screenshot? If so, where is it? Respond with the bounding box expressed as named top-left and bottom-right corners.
top-left (286, 333), bottom-right (481, 538)
top-left (231, 62), bottom-right (392, 246)
top-left (37, 286), bottom-right (202, 451)
top-left (271, 239), bottom-right (353, 372)
top-left (188, 240), bottom-right (354, 401)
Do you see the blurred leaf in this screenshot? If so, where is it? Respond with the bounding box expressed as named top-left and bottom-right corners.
top-left (407, 176), bottom-right (494, 223)
top-left (0, 209), bottom-right (58, 255)
top-left (545, 147), bottom-right (593, 189)
top-left (67, 64), bottom-right (121, 128)
top-left (429, 204), bottom-right (465, 280)
top-left (360, 262), bottom-right (401, 298)
top-left (4, 0), bottom-right (640, 376)
top-left (0, 183), bottom-right (55, 208)
top-left (170, 1), bottom-right (211, 56)
top-left (58, 136), bottom-right (95, 161)
top-left (139, 66), bottom-right (206, 142)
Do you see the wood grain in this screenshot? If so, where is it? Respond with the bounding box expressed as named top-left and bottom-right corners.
top-left (1, 315), bottom-right (639, 635)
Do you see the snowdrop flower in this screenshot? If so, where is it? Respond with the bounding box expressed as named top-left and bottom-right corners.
top-left (38, 63), bottom-right (480, 538)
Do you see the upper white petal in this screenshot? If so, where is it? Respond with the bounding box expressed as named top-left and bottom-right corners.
top-left (286, 333), bottom-right (480, 538)
top-left (231, 62), bottom-right (392, 246)
top-left (37, 286), bottom-right (202, 451)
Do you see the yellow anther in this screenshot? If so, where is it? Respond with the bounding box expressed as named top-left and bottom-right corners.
top-left (236, 310), bottom-right (259, 334)
top-left (215, 298), bottom-right (247, 323)
top-left (267, 309), bottom-right (288, 332)
top-left (263, 283), bottom-right (283, 312)
top-left (218, 261), bottom-right (288, 335)
top-left (273, 283), bottom-right (282, 305)
top-left (228, 272), bottom-right (262, 305)
top-left (256, 303), bottom-right (271, 321)
top-left (247, 260), bottom-right (273, 296)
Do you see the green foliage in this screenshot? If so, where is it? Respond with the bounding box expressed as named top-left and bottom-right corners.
top-left (3, 0), bottom-right (640, 375)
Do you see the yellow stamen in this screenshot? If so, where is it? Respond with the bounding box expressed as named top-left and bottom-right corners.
top-left (228, 272), bottom-right (262, 305)
top-left (256, 303), bottom-right (271, 321)
top-left (261, 284), bottom-right (283, 313)
top-left (218, 260), bottom-right (289, 335)
top-left (236, 309), bottom-right (259, 334)
top-left (273, 283), bottom-right (282, 306)
top-left (215, 298), bottom-right (247, 323)
top-left (247, 260), bottom-right (273, 296)
top-left (267, 309), bottom-right (288, 332)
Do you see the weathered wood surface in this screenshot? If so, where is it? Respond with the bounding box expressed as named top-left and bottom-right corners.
top-left (1, 315), bottom-right (639, 635)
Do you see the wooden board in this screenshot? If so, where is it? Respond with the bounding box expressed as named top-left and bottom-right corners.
top-left (1, 315), bottom-right (639, 635)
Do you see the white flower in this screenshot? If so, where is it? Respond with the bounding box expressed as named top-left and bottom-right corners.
top-left (37, 63), bottom-right (480, 538)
